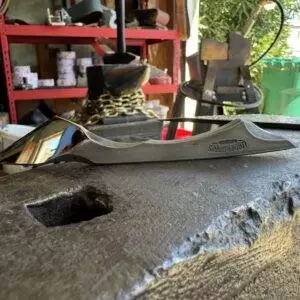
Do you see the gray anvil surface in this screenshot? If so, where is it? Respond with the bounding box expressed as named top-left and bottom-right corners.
top-left (0, 129), bottom-right (300, 299)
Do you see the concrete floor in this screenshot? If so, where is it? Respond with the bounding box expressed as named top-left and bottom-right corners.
top-left (0, 129), bottom-right (300, 299)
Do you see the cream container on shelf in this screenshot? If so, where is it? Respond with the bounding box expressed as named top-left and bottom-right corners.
top-left (38, 79), bottom-right (55, 88)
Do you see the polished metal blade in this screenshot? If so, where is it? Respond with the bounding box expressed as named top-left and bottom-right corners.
top-left (47, 119), bottom-right (297, 165)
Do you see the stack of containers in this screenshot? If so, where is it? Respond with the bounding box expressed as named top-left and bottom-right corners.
top-left (77, 57), bottom-right (93, 87)
top-left (13, 66), bottom-right (38, 89)
top-left (13, 66), bottom-right (30, 89)
top-left (57, 51), bottom-right (77, 87)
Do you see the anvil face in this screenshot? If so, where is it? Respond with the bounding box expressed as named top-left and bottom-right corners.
top-left (0, 130), bottom-right (299, 298)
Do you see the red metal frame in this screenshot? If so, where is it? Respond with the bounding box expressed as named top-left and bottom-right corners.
top-left (91, 39), bottom-right (106, 56)
top-left (4, 24), bottom-right (180, 41)
top-left (0, 16), bottom-right (16, 122)
top-left (173, 38), bottom-right (181, 85)
top-left (0, 16), bottom-right (181, 123)
top-left (13, 85), bottom-right (178, 101)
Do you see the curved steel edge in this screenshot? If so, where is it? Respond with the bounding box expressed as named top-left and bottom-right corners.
top-left (50, 119), bottom-right (297, 166)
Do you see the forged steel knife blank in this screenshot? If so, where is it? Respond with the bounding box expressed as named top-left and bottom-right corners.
top-left (46, 119), bottom-right (296, 166)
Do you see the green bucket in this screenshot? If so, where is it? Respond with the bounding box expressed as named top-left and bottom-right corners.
top-left (261, 57), bottom-right (300, 115)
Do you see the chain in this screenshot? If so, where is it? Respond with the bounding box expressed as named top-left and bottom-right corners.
top-left (74, 89), bottom-right (157, 126)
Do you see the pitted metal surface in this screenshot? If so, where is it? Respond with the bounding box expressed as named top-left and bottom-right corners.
top-left (0, 129), bottom-right (300, 299)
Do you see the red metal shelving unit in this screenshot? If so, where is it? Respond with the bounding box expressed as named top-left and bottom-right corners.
top-left (0, 15), bottom-right (181, 123)
top-left (13, 84), bottom-right (178, 101)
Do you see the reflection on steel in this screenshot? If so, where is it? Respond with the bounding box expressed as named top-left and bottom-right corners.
top-left (0, 118), bottom-right (296, 167)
